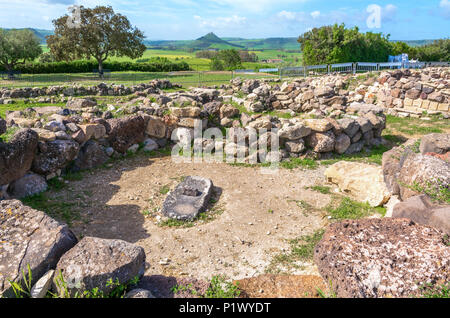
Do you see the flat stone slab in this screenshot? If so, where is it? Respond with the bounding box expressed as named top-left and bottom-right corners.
top-left (0, 200), bottom-right (77, 297)
top-left (162, 176), bottom-right (213, 221)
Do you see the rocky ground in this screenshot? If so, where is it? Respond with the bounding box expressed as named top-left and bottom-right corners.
top-left (1, 68), bottom-right (449, 298)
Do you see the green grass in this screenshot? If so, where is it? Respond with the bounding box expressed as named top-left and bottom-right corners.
top-left (384, 114), bottom-right (448, 137)
top-left (420, 282), bottom-right (450, 298)
top-left (327, 197), bottom-right (386, 220)
top-left (21, 193), bottom-right (79, 226)
top-left (0, 126), bottom-right (20, 142)
top-left (280, 157), bottom-right (318, 170)
top-left (159, 185), bottom-right (171, 195)
top-left (0, 101), bottom-right (66, 118)
top-left (266, 229), bottom-right (325, 274)
top-left (308, 185), bottom-right (332, 194)
top-left (320, 145), bottom-right (391, 166)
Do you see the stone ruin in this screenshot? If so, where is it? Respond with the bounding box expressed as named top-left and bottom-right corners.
top-left (0, 68), bottom-right (449, 298)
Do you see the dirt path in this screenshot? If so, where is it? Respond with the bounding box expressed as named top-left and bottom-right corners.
top-left (55, 156), bottom-right (332, 281)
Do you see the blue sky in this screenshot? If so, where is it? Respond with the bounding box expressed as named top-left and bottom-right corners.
top-left (0, 0), bottom-right (449, 40)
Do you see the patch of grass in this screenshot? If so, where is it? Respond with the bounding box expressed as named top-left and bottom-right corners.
top-left (385, 114), bottom-right (448, 138)
top-left (280, 157), bottom-right (318, 170)
top-left (204, 275), bottom-right (240, 299)
top-left (420, 282), bottom-right (450, 298)
top-left (266, 229), bottom-right (325, 274)
top-left (308, 185), bottom-right (331, 194)
top-left (326, 197), bottom-right (386, 220)
top-left (159, 185), bottom-right (171, 195)
top-left (403, 179), bottom-right (450, 204)
top-left (21, 193), bottom-right (80, 226)
top-left (320, 145), bottom-right (391, 166)
top-left (0, 126), bottom-right (20, 142)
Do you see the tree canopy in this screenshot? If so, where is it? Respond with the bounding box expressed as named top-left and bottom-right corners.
top-left (0, 29), bottom-right (42, 74)
top-left (46, 5), bottom-right (146, 75)
top-left (298, 24), bottom-right (392, 65)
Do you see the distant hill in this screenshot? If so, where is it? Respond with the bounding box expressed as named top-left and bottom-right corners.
top-left (391, 40), bottom-right (437, 47)
top-left (190, 32), bottom-right (244, 49)
top-left (1, 28), bottom-right (52, 43)
top-left (1, 28), bottom-right (442, 51)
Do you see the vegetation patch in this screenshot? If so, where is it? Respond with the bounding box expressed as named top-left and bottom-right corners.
top-left (326, 197), bottom-right (386, 220)
top-left (266, 229), bottom-right (325, 274)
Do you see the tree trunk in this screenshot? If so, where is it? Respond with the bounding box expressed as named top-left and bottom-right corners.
top-left (5, 64), bottom-right (14, 80)
top-left (98, 59), bottom-right (104, 79)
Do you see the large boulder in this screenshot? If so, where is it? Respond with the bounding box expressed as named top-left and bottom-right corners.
top-left (381, 139), bottom-right (419, 195)
top-left (105, 116), bottom-right (146, 153)
top-left (393, 195), bottom-right (450, 235)
top-left (325, 161), bottom-right (391, 207)
top-left (54, 237), bottom-right (145, 297)
top-left (7, 173), bottom-right (48, 198)
top-left (66, 98), bottom-right (97, 109)
top-left (419, 133), bottom-right (450, 155)
top-left (314, 218), bottom-right (450, 298)
top-left (0, 200), bottom-right (77, 297)
top-left (0, 118), bottom-right (6, 135)
top-left (0, 129), bottom-right (38, 186)
top-left (71, 140), bottom-right (109, 172)
top-left (305, 131), bottom-right (335, 153)
top-left (398, 153), bottom-right (450, 201)
top-left (162, 176), bottom-right (213, 221)
top-left (32, 140), bottom-right (80, 176)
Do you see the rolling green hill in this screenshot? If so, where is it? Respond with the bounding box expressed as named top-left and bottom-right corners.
top-left (1, 28), bottom-right (52, 43)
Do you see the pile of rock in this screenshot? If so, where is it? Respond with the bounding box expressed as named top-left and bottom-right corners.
top-left (0, 79), bottom-right (178, 103)
top-left (0, 200), bottom-right (149, 298)
top-left (230, 67), bottom-right (449, 119)
top-left (1, 77), bottom-right (388, 200)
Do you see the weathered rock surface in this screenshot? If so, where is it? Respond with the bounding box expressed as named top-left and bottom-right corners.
top-left (305, 131), bottom-right (335, 153)
top-left (398, 153), bottom-right (450, 201)
top-left (54, 237), bottom-right (145, 297)
top-left (325, 161), bottom-right (391, 207)
top-left (0, 200), bottom-right (77, 297)
top-left (0, 118), bottom-right (6, 135)
top-left (32, 139), bottom-right (80, 175)
top-left (419, 133), bottom-right (450, 155)
top-left (66, 98), bottom-right (97, 109)
top-left (125, 288), bottom-right (155, 298)
top-left (0, 129), bottom-right (38, 185)
top-left (162, 176), bottom-right (213, 221)
top-left (7, 173), bottom-right (48, 198)
top-left (72, 140), bottom-right (109, 171)
top-left (314, 218), bottom-right (450, 298)
top-left (393, 195), bottom-right (450, 235)
top-left (105, 116), bottom-right (146, 153)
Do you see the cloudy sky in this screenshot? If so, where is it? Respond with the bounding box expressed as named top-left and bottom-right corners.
top-left (0, 0), bottom-right (449, 40)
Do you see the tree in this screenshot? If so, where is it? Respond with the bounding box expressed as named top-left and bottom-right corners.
top-left (298, 23), bottom-right (392, 65)
top-left (47, 5), bottom-right (146, 76)
top-left (217, 49), bottom-right (242, 70)
top-left (210, 57), bottom-right (224, 71)
top-left (0, 29), bottom-right (42, 77)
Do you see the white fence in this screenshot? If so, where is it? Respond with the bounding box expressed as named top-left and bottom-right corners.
top-left (279, 61), bottom-right (450, 78)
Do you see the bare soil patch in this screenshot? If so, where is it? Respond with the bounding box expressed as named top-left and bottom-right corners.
top-left (50, 155), bottom-right (333, 281)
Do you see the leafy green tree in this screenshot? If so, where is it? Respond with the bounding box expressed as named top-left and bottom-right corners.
top-left (217, 49), bottom-right (242, 70)
top-left (298, 23), bottom-right (392, 65)
top-left (47, 5), bottom-right (146, 76)
top-left (210, 57), bottom-right (224, 71)
top-left (0, 29), bottom-right (42, 77)
top-left (415, 39), bottom-right (450, 62)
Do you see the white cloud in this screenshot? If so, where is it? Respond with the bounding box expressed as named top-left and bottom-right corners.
top-left (382, 4), bottom-right (398, 23)
top-left (310, 11), bottom-right (320, 19)
top-left (194, 14), bottom-right (247, 29)
top-left (440, 0), bottom-right (450, 18)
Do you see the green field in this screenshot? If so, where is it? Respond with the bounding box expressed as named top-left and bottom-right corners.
top-left (0, 70), bottom-right (277, 89)
top-left (38, 45), bottom-right (302, 71)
